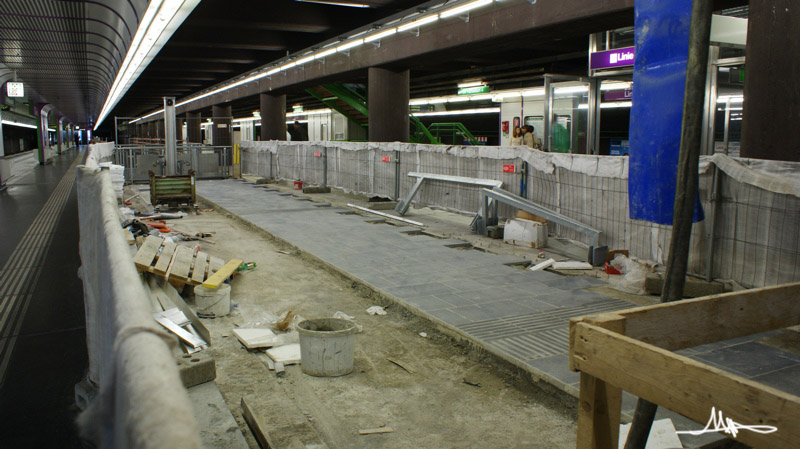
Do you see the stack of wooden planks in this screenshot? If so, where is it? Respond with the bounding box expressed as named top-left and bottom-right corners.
top-left (133, 235), bottom-right (227, 287)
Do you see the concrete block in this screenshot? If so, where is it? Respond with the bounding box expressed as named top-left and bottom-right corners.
top-left (177, 352), bottom-right (216, 388)
top-left (302, 186), bottom-right (331, 194)
top-left (255, 177), bottom-right (276, 184)
top-left (644, 273), bottom-right (726, 298)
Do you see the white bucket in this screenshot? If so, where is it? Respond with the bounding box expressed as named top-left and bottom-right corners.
top-left (297, 318), bottom-right (357, 377)
top-left (193, 284), bottom-right (231, 317)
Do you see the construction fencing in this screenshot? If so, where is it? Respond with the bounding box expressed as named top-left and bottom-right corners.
top-left (241, 140), bottom-right (800, 288)
top-left (75, 145), bottom-right (202, 448)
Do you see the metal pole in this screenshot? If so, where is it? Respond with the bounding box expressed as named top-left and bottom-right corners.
top-left (394, 150), bottom-right (401, 200)
top-left (624, 1), bottom-right (713, 448)
top-left (322, 147), bottom-right (328, 188)
top-left (114, 116), bottom-right (119, 145)
top-left (543, 75), bottom-right (552, 152)
top-left (163, 97), bottom-right (177, 175)
top-left (704, 97), bottom-right (731, 281)
top-left (587, 78), bottom-right (601, 155)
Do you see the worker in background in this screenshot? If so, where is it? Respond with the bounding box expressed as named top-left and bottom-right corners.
top-left (289, 121), bottom-right (308, 141)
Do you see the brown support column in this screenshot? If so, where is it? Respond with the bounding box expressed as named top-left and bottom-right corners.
top-left (368, 67), bottom-right (409, 142)
top-left (186, 112), bottom-right (202, 143)
top-left (260, 93), bottom-right (286, 141)
top-left (741, 0), bottom-right (800, 161)
top-left (212, 104), bottom-right (232, 147)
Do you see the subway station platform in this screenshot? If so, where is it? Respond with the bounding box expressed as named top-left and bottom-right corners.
top-left (0, 148), bottom-right (87, 448)
top-left (199, 178), bottom-right (800, 448)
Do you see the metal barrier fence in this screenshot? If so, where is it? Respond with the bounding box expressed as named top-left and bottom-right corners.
top-left (114, 144), bottom-right (231, 182)
top-left (241, 140), bottom-right (800, 288)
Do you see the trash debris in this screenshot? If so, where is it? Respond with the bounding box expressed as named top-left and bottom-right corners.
top-left (274, 310), bottom-right (297, 332)
top-left (332, 311), bottom-right (363, 332)
top-left (537, 250), bottom-right (546, 259)
top-left (359, 427), bottom-right (394, 435)
top-left (366, 305), bottom-right (387, 316)
top-left (198, 208), bottom-right (214, 213)
top-left (529, 258), bottom-right (555, 271)
top-left (237, 261), bottom-right (257, 272)
top-left (418, 332), bottom-right (428, 338)
top-left (276, 250), bottom-right (292, 255)
top-left (608, 254), bottom-right (649, 294)
top-left (265, 343), bottom-right (302, 365)
top-left (462, 378), bottom-right (482, 388)
top-left (387, 358), bottom-right (415, 374)
top-left (551, 261), bottom-right (593, 270)
top-left (233, 328), bottom-right (278, 349)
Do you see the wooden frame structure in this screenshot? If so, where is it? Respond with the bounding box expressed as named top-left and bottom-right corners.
top-left (569, 282), bottom-right (800, 448)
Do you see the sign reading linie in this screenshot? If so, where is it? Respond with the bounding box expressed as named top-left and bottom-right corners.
top-left (6, 82), bottom-right (24, 97)
top-left (590, 46), bottom-right (635, 71)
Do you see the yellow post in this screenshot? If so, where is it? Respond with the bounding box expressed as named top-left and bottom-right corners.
top-left (233, 143), bottom-right (242, 178)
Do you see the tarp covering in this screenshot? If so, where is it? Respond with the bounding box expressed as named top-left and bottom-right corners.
top-left (76, 155), bottom-right (202, 448)
top-left (628, 0), bottom-right (704, 224)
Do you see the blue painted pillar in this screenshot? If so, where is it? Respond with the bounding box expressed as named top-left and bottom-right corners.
top-left (628, 0), bottom-right (703, 224)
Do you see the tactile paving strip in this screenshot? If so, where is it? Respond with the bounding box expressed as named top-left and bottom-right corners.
top-left (458, 300), bottom-right (632, 341)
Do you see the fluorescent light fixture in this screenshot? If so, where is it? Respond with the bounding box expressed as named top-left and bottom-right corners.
top-left (94, 0), bottom-right (200, 129)
top-left (458, 80), bottom-right (485, 88)
top-left (282, 61), bottom-right (298, 69)
top-left (493, 92), bottom-right (521, 100)
top-left (295, 54), bottom-right (315, 65)
top-left (294, 0), bottom-right (371, 7)
top-left (440, 0), bottom-right (493, 19)
top-left (336, 38), bottom-right (364, 52)
top-left (1, 120), bottom-right (37, 129)
top-left (428, 97), bottom-right (448, 104)
top-left (717, 95), bottom-right (743, 103)
top-left (554, 85), bottom-right (589, 94)
top-left (522, 88), bottom-right (545, 97)
top-left (397, 14), bottom-right (439, 32)
top-left (447, 96), bottom-right (470, 103)
top-left (600, 81), bottom-right (633, 91)
top-left (315, 48), bottom-right (337, 59)
top-left (409, 98), bottom-right (429, 105)
top-left (469, 94), bottom-right (494, 101)
top-left (288, 108), bottom-right (333, 117)
top-left (414, 107), bottom-right (499, 117)
top-left (364, 27), bottom-right (397, 43)
top-left (266, 67), bottom-right (282, 76)
top-left (600, 101), bottom-right (632, 108)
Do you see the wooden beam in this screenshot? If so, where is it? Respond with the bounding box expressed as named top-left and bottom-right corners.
top-left (572, 313), bottom-right (625, 449)
top-left (571, 322), bottom-right (800, 449)
top-left (617, 282), bottom-right (800, 351)
top-left (202, 259), bottom-right (243, 288)
top-left (241, 396), bottom-right (277, 449)
top-left (153, 241), bottom-right (177, 275)
top-left (133, 235), bottom-right (163, 271)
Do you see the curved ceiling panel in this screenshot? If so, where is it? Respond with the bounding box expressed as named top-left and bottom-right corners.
top-left (0, 0), bottom-right (147, 126)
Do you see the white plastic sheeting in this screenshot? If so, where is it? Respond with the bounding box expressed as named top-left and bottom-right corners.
top-left (241, 141), bottom-right (800, 288)
top-left (75, 159), bottom-right (202, 448)
top-left (87, 142), bottom-right (116, 164)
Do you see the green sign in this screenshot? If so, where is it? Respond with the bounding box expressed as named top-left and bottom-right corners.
top-left (457, 85), bottom-right (490, 95)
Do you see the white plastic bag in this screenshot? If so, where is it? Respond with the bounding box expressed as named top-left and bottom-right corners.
top-left (608, 254), bottom-right (648, 294)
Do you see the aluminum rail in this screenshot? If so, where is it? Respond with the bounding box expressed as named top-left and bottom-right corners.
top-left (478, 187), bottom-right (601, 247)
top-left (395, 172), bottom-right (504, 215)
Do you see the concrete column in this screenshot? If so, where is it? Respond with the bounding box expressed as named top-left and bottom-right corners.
top-left (368, 67), bottom-right (409, 142)
top-left (259, 93), bottom-right (286, 141)
top-left (212, 104), bottom-right (232, 147)
top-left (186, 112), bottom-right (202, 143)
top-left (57, 118), bottom-right (64, 153)
top-left (0, 109), bottom-right (5, 157)
top-left (741, 0), bottom-right (800, 161)
top-left (36, 107), bottom-right (47, 164)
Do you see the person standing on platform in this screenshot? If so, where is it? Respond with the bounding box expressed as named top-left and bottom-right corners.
top-left (509, 127), bottom-right (524, 146)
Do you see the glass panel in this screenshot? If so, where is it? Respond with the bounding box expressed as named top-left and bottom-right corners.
top-left (713, 64), bottom-right (745, 157)
top-left (549, 81), bottom-right (590, 154)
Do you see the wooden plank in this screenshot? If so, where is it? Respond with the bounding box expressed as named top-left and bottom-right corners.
top-left (571, 322), bottom-right (800, 449)
top-left (124, 229), bottom-right (136, 246)
top-left (616, 282), bottom-right (800, 351)
top-left (359, 427), bottom-right (394, 435)
top-left (169, 245), bottom-right (195, 283)
top-left (572, 314), bottom-right (623, 449)
top-left (202, 259), bottom-right (243, 288)
top-left (209, 256), bottom-right (225, 274)
top-left (133, 236), bottom-right (163, 271)
top-left (241, 396), bottom-right (277, 449)
top-left (152, 241), bottom-right (177, 275)
top-left (191, 251), bottom-right (209, 284)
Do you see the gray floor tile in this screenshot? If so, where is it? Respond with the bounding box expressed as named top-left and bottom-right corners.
top-left (526, 354), bottom-right (579, 386)
top-left (693, 342), bottom-right (799, 378)
top-left (751, 363), bottom-right (800, 396)
top-left (406, 295), bottom-right (457, 311)
top-left (385, 282), bottom-right (457, 298)
top-left (427, 308), bottom-right (473, 326)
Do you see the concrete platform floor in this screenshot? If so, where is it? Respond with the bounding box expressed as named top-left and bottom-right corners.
top-left (190, 178), bottom-right (800, 448)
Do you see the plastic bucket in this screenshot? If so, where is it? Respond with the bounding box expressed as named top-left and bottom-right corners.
top-left (293, 180), bottom-right (303, 190)
top-left (297, 318), bottom-right (357, 377)
top-left (193, 284), bottom-right (231, 317)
